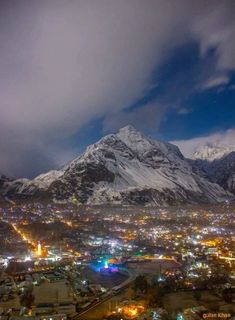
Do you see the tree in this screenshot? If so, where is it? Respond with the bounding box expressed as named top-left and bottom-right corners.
top-left (222, 288), bottom-right (233, 303)
top-left (146, 285), bottom-right (158, 306)
top-left (134, 275), bottom-right (148, 293)
top-left (193, 290), bottom-right (202, 301)
top-left (126, 286), bottom-right (135, 300)
top-left (20, 291), bottom-right (35, 309)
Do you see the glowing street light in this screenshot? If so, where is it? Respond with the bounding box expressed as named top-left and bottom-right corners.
top-left (37, 241), bottom-right (42, 257)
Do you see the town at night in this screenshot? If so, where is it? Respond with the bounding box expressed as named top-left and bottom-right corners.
top-left (0, 201), bottom-right (234, 319)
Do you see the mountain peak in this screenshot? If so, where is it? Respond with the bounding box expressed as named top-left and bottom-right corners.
top-left (193, 143), bottom-right (235, 161)
top-left (1, 126), bottom-right (232, 204)
top-left (118, 124), bottom-right (138, 133)
top-left (118, 125), bottom-right (141, 138)
top-left (117, 125), bottom-right (153, 154)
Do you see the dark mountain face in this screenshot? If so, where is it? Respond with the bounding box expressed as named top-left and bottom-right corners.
top-left (190, 151), bottom-right (235, 195)
top-left (200, 152), bottom-right (235, 194)
top-left (215, 152), bottom-right (235, 193)
top-left (0, 126), bottom-right (232, 205)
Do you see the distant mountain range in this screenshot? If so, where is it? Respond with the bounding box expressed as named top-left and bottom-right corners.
top-left (0, 126), bottom-right (234, 205)
top-left (190, 142), bottom-right (235, 195)
top-left (192, 143), bottom-right (235, 162)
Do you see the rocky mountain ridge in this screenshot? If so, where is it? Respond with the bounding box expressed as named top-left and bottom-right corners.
top-left (0, 126), bottom-right (233, 205)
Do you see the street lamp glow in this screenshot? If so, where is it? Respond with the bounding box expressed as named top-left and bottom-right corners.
top-left (37, 241), bottom-right (42, 257)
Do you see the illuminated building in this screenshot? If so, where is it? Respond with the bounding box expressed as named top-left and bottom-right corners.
top-left (37, 241), bottom-right (42, 257)
top-left (116, 304), bottom-right (145, 319)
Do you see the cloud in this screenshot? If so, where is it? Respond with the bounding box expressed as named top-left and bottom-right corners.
top-left (201, 75), bottom-right (230, 90)
top-left (103, 101), bottom-right (167, 133)
top-left (172, 129), bottom-right (235, 158)
top-left (192, 1), bottom-right (235, 71)
top-left (177, 108), bottom-right (192, 115)
top-left (0, 0), bottom-right (235, 177)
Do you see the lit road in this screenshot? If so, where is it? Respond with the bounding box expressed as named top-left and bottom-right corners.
top-left (11, 223), bottom-right (36, 248)
top-left (219, 256), bottom-right (235, 261)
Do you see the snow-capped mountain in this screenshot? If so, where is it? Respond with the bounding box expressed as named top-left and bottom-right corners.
top-left (209, 152), bottom-right (235, 194)
top-left (0, 126), bottom-right (232, 204)
top-left (0, 170), bottom-right (64, 197)
top-left (49, 126), bottom-right (231, 204)
top-left (189, 141), bottom-right (235, 195)
top-left (193, 143), bottom-right (235, 161)
top-left (190, 152), bottom-right (235, 195)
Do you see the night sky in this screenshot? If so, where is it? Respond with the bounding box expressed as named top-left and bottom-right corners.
top-left (0, 0), bottom-right (235, 177)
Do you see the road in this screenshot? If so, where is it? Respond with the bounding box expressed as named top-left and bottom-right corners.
top-left (74, 287), bottom-right (131, 320)
top-left (73, 268), bottom-right (135, 320)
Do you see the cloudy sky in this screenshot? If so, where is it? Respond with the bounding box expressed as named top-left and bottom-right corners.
top-left (1, 0), bottom-right (235, 178)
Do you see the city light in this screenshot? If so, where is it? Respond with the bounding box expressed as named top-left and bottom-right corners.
top-left (37, 241), bottom-right (42, 257)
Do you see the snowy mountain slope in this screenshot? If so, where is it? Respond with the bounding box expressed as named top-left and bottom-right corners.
top-left (210, 152), bottom-right (235, 194)
top-left (0, 126), bottom-right (232, 204)
top-left (0, 170), bottom-right (63, 197)
top-left (47, 126), bottom-right (231, 204)
top-left (33, 170), bottom-right (64, 188)
top-left (189, 140), bottom-right (235, 195)
top-left (191, 151), bottom-right (235, 195)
